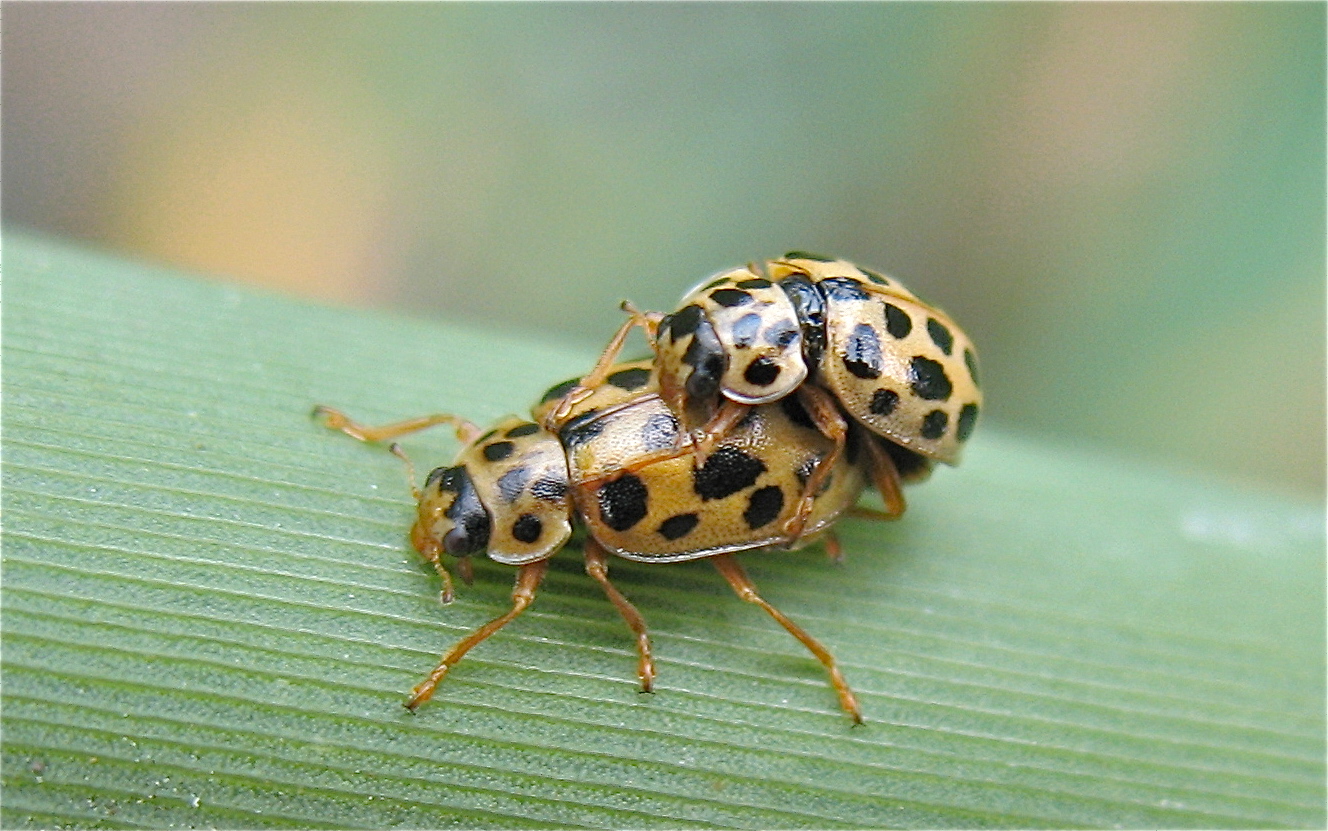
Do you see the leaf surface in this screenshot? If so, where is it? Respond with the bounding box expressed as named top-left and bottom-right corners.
top-left (3, 232), bottom-right (1324, 828)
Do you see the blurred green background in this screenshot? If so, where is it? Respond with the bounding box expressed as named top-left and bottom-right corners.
top-left (5, 2), bottom-right (1324, 497)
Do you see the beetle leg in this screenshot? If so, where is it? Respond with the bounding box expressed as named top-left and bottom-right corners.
top-left (584, 537), bottom-right (656, 692)
top-left (690, 398), bottom-right (751, 465)
top-left (709, 554), bottom-right (862, 724)
top-left (314, 406), bottom-right (483, 445)
top-left (543, 302), bottom-right (664, 430)
top-left (405, 558), bottom-right (550, 711)
top-left (862, 436), bottom-right (907, 518)
top-left (780, 385), bottom-right (848, 541)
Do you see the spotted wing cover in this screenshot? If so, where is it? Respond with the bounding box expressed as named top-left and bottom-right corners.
top-left (565, 393), bottom-right (868, 563)
top-left (457, 417), bottom-right (573, 565)
top-left (820, 282), bottom-right (981, 464)
top-left (679, 266), bottom-right (808, 405)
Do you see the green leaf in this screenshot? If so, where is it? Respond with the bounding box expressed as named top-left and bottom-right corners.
top-left (3, 231), bottom-right (1323, 829)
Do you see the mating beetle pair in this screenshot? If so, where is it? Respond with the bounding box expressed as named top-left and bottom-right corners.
top-left (317, 254), bottom-right (980, 722)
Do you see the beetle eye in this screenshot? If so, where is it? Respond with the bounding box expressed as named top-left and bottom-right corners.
top-left (443, 526), bottom-right (475, 556)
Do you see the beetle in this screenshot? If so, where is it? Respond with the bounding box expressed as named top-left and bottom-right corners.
top-left (315, 359), bottom-right (922, 722)
top-left (546, 253), bottom-right (980, 541)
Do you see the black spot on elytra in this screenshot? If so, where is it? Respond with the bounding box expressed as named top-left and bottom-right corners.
top-left (964, 348), bottom-right (980, 387)
top-left (861, 268), bottom-right (890, 285)
top-left (736, 277), bottom-right (773, 289)
top-left (703, 277), bottom-right (730, 290)
top-left (921, 409), bottom-right (948, 440)
top-left (883, 303), bottom-right (912, 339)
top-left (693, 446), bottom-right (766, 501)
top-left (657, 513), bottom-right (699, 541)
top-left (743, 485), bottom-right (785, 530)
top-left (607, 367), bottom-right (651, 391)
top-left (531, 476), bottom-right (568, 502)
top-left (743, 356), bottom-right (781, 387)
top-left (764, 320), bottom-right (800, 349)
top-left (477, 428), bottom-right (498, 444)
top-left (909, 356), bottom-right (953, 401)
top-left (842, 323), bottom-right (883, 379)
top-left (511, 514), bottom-right (543, 544)
top-left (780, 394), bottom-right (816, 430)
top-left (821, 276), bottom-right (871, 302)
top-left (926, 318), bottom-right (954, 355)
top-left (496, 466), bottom-right (530, 502)
top-left (505, 422), bottom-right (541, 438)
top-left (559, 409), bottom-right (605, 449)
top-left (641, 412), bottom-right (680, 451)
top-left (709, 288), bottom-right (752, 307)
top-left (870, 388), bottom-right (900, 417)
top-left (540, 377), bottom-right (579, 403)
top-left (730, 313), bottom-right (762, 348)
top-left (598, 474), bottom-right (649, 532)
top-left (957, 403), bottom-right (979, 441)
top-left (483, 441), bottom-right (515, 462)
top-left (784, 250), bottom-right (834, 262)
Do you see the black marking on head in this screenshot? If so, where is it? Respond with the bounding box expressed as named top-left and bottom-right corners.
top-left (496, 466), bottom-right (530, 502)
top-left (780, 394), bottom-right (816, 430)
top-left (426, 465), bottom-right (466, 493)
top-left (842, 323), bottom-right (883, 380)
top-left (870, 388), bottom-right (900, 417)
top-left (764, 320), bottom-right (800, 349)
top-left (693, 446), bottom-right (766, 501)
top-left (964, 348), bottom-right (980, 387)
top-left (909, 356), bottom-right (953, 401)
top-left (512, 514), bottom-right (543, 544)
top-left (736, 277), bottom-right (773, 289)
top-left (540, 377), bottom-right (580, 404)
top-left (743, 356), bottom-right (781, 387)
top-left (607, 367), bottom-right (651, 391)
top-left (657, 513), bottom-right (699, 541)
top-left (820, 276), bottom-right (871, 302)
top-left (641, 412), bottom-right (680, 451)
top-left (682, 316), bottom-right (728, 400)
top-left (506, 422), bottom-right (541, 438)
top-left (597, 474), bottom-right (649, 532)
top-left (709, 288), bottom-right (752, 308)
top-left (957, 403), bottom-right (979, 442)
top-left (483, 441), bottom-right (515, 462)
top-left (778, 273), bottom-right (826, 367)
top-left (668, 304), bottom-right (705, 341)
top-left (743, 485), bottom-right (785, 530)
top-left (861, 268), bottom-right (890, 286)
top-left (559, 409), bottom-right (605, 449)
top-left (879, 437), bottom-right (929, 479)
top-left (784, 250), bottom-right (834, 262)
top-left (531, 476), bottom-right (568, 502)
top-left (921, 409), bottom-right (948, 440)
top-left (730, 313), bottom-right (762, 348)
top-left (926, 318), bottom-right (954, 355)
top-left (883, 303), bottom-right (912, 339)
top-left (441, 467), bottom-right (491, 556)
